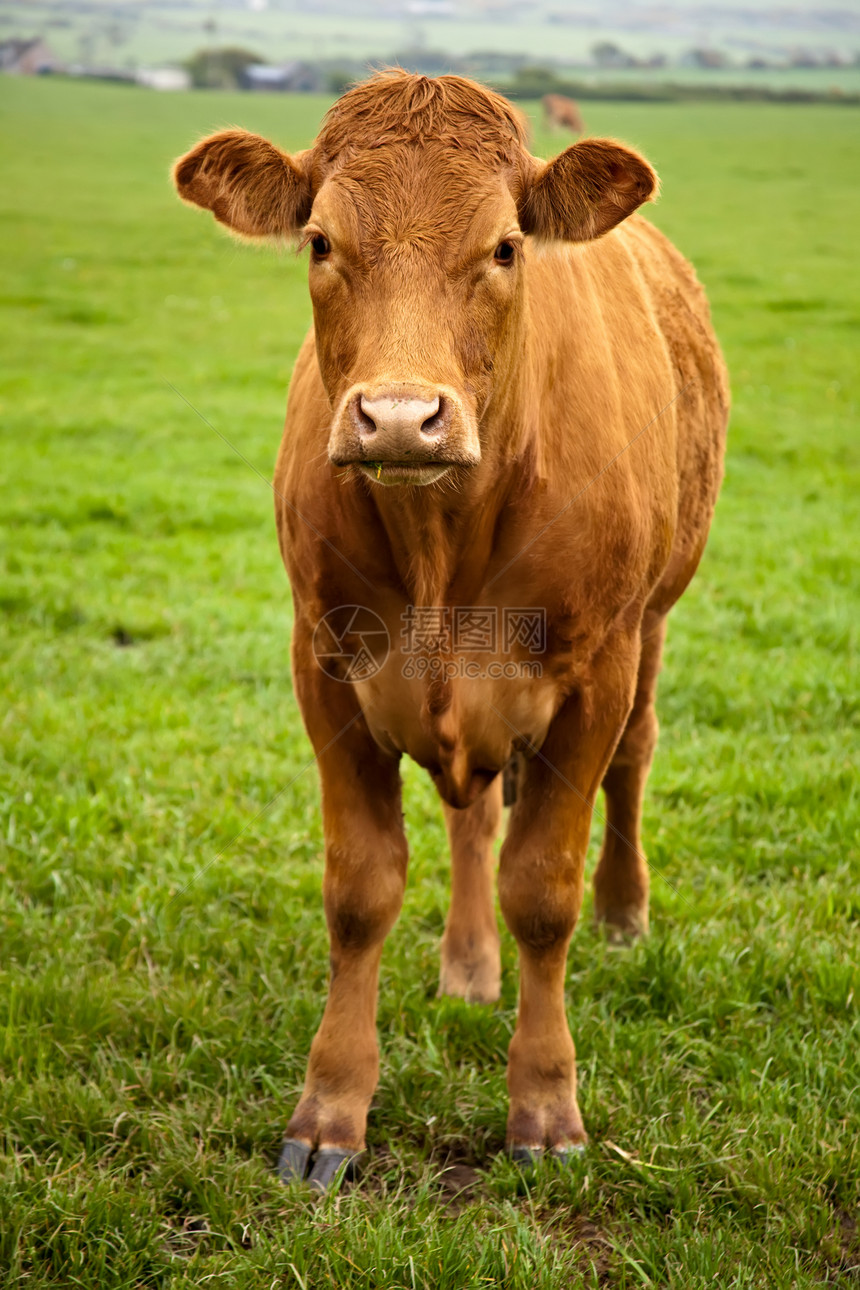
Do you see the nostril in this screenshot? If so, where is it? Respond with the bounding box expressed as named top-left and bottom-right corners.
top-left (355, 395), bottom-right (377, 435)
top-left (420, 397), bottom-right (446, 437)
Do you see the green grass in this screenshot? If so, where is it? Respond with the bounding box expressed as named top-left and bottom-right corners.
top-left (1, 79), bottom-right (858, 1287)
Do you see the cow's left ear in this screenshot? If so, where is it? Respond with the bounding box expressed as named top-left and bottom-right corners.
top-left (519, 139), bottom-right (658, 243)
top-left (173, 129), bottom-right (313, 239)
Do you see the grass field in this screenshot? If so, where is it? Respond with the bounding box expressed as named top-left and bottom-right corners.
top-left (1, 78), bottom-right (858, 1287)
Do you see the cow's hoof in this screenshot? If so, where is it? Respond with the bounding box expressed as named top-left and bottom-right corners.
top-left (307, 1148), bottom-right (359, 1193)
top-left (509, 1144), bottom-right (543, 1168)
top-left (277, 1137), bottom-right (312, 1184)
top-left (277, 1139), bottom-right (360, 1192)
top-left (594, 905), bottom-right (648, 943)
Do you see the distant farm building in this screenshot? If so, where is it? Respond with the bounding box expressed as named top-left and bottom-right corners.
top-left (243, 61), bottom-right (322, 92)
top-left (0, 38), bottom-right (63, 75)
top-left (136, 67), bottom-right (191, 92)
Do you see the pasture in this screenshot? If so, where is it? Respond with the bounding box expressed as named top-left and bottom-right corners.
top-left (0, 78), bottom-right (858, 1287)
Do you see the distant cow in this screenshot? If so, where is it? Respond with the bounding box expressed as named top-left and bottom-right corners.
top-left (174, 70), bottom-right (728, 1190)
top-left (543, 92), bottom-right (585, 134)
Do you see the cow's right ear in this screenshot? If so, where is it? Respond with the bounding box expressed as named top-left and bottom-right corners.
top-left (173, 130), bottom-right (313, 239)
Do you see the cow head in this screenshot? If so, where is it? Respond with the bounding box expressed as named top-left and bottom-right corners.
top-left (174, 71), bottom-right (657, 488)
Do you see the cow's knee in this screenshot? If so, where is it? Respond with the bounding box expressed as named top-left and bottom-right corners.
top-left (324, 844), bottom-right (407, 953)
top-left (499, 851), bottom-right (581, 954)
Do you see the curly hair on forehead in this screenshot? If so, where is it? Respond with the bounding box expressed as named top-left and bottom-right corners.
top-left (315, 68), bottom-right (531, 165)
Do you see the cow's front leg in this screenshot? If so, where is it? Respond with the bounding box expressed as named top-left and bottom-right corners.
top-left (280, 669), bottom-right (407, 1191)
top-left (498, 648), bottom-right (637, 1159)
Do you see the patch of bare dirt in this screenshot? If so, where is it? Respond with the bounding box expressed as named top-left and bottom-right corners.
top-left (821, 1207), bottom-right (860, 1283)
top-left (537, 1209), bottom-right (616, 1284)
top-left (437, 1161), bottom-right (481, 1209)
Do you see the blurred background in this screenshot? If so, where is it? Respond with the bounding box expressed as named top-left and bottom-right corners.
top-left (3, 0), bottom-right (860, 100)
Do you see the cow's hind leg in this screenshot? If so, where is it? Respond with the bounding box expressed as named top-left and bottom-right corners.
top-left (438, 776), bottom-right (502, 1004)
top-left (593, 618), bottom-right (666, 939)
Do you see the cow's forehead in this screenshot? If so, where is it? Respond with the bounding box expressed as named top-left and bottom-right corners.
top-left (313, 70), bottom-right (529, 168)
top-left (310, 146), bottom-right (520, 259)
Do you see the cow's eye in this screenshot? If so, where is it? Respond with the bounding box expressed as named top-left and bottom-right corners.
top-left (494, 240), bottom-right (516, 265)
top-left (310, 234), bottom-right (330, 258)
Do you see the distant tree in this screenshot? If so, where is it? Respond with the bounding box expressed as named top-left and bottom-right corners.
top-left (509, 65), bottom-right (562, 98)
top-left (185, 46), bottom-right (264, 90)
top-left (687, 48), bottom-right (731, 69)
top-left (788, 49), bottom-right (819, 69)
top-left (326, 68), bottom-right (353, 95)
top-left (591, 41), bottom-right (634, 69)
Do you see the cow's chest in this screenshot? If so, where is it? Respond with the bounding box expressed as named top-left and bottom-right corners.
top-left (350, 621), bottom-right (566, 808)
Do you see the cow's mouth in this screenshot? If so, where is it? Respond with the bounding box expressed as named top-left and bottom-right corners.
top-left (356, 461), bottom-right (455, 487)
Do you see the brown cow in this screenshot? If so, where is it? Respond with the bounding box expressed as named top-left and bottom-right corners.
top-left (543, 92), bottom-right (585, 135)
top-left (173, 70), bottom-right (728, 1190)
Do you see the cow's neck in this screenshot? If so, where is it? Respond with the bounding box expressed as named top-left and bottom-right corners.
top-left (367, 471), bottom-right (502, 606)
top-left (367, 385), bottom-right (534, 606)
